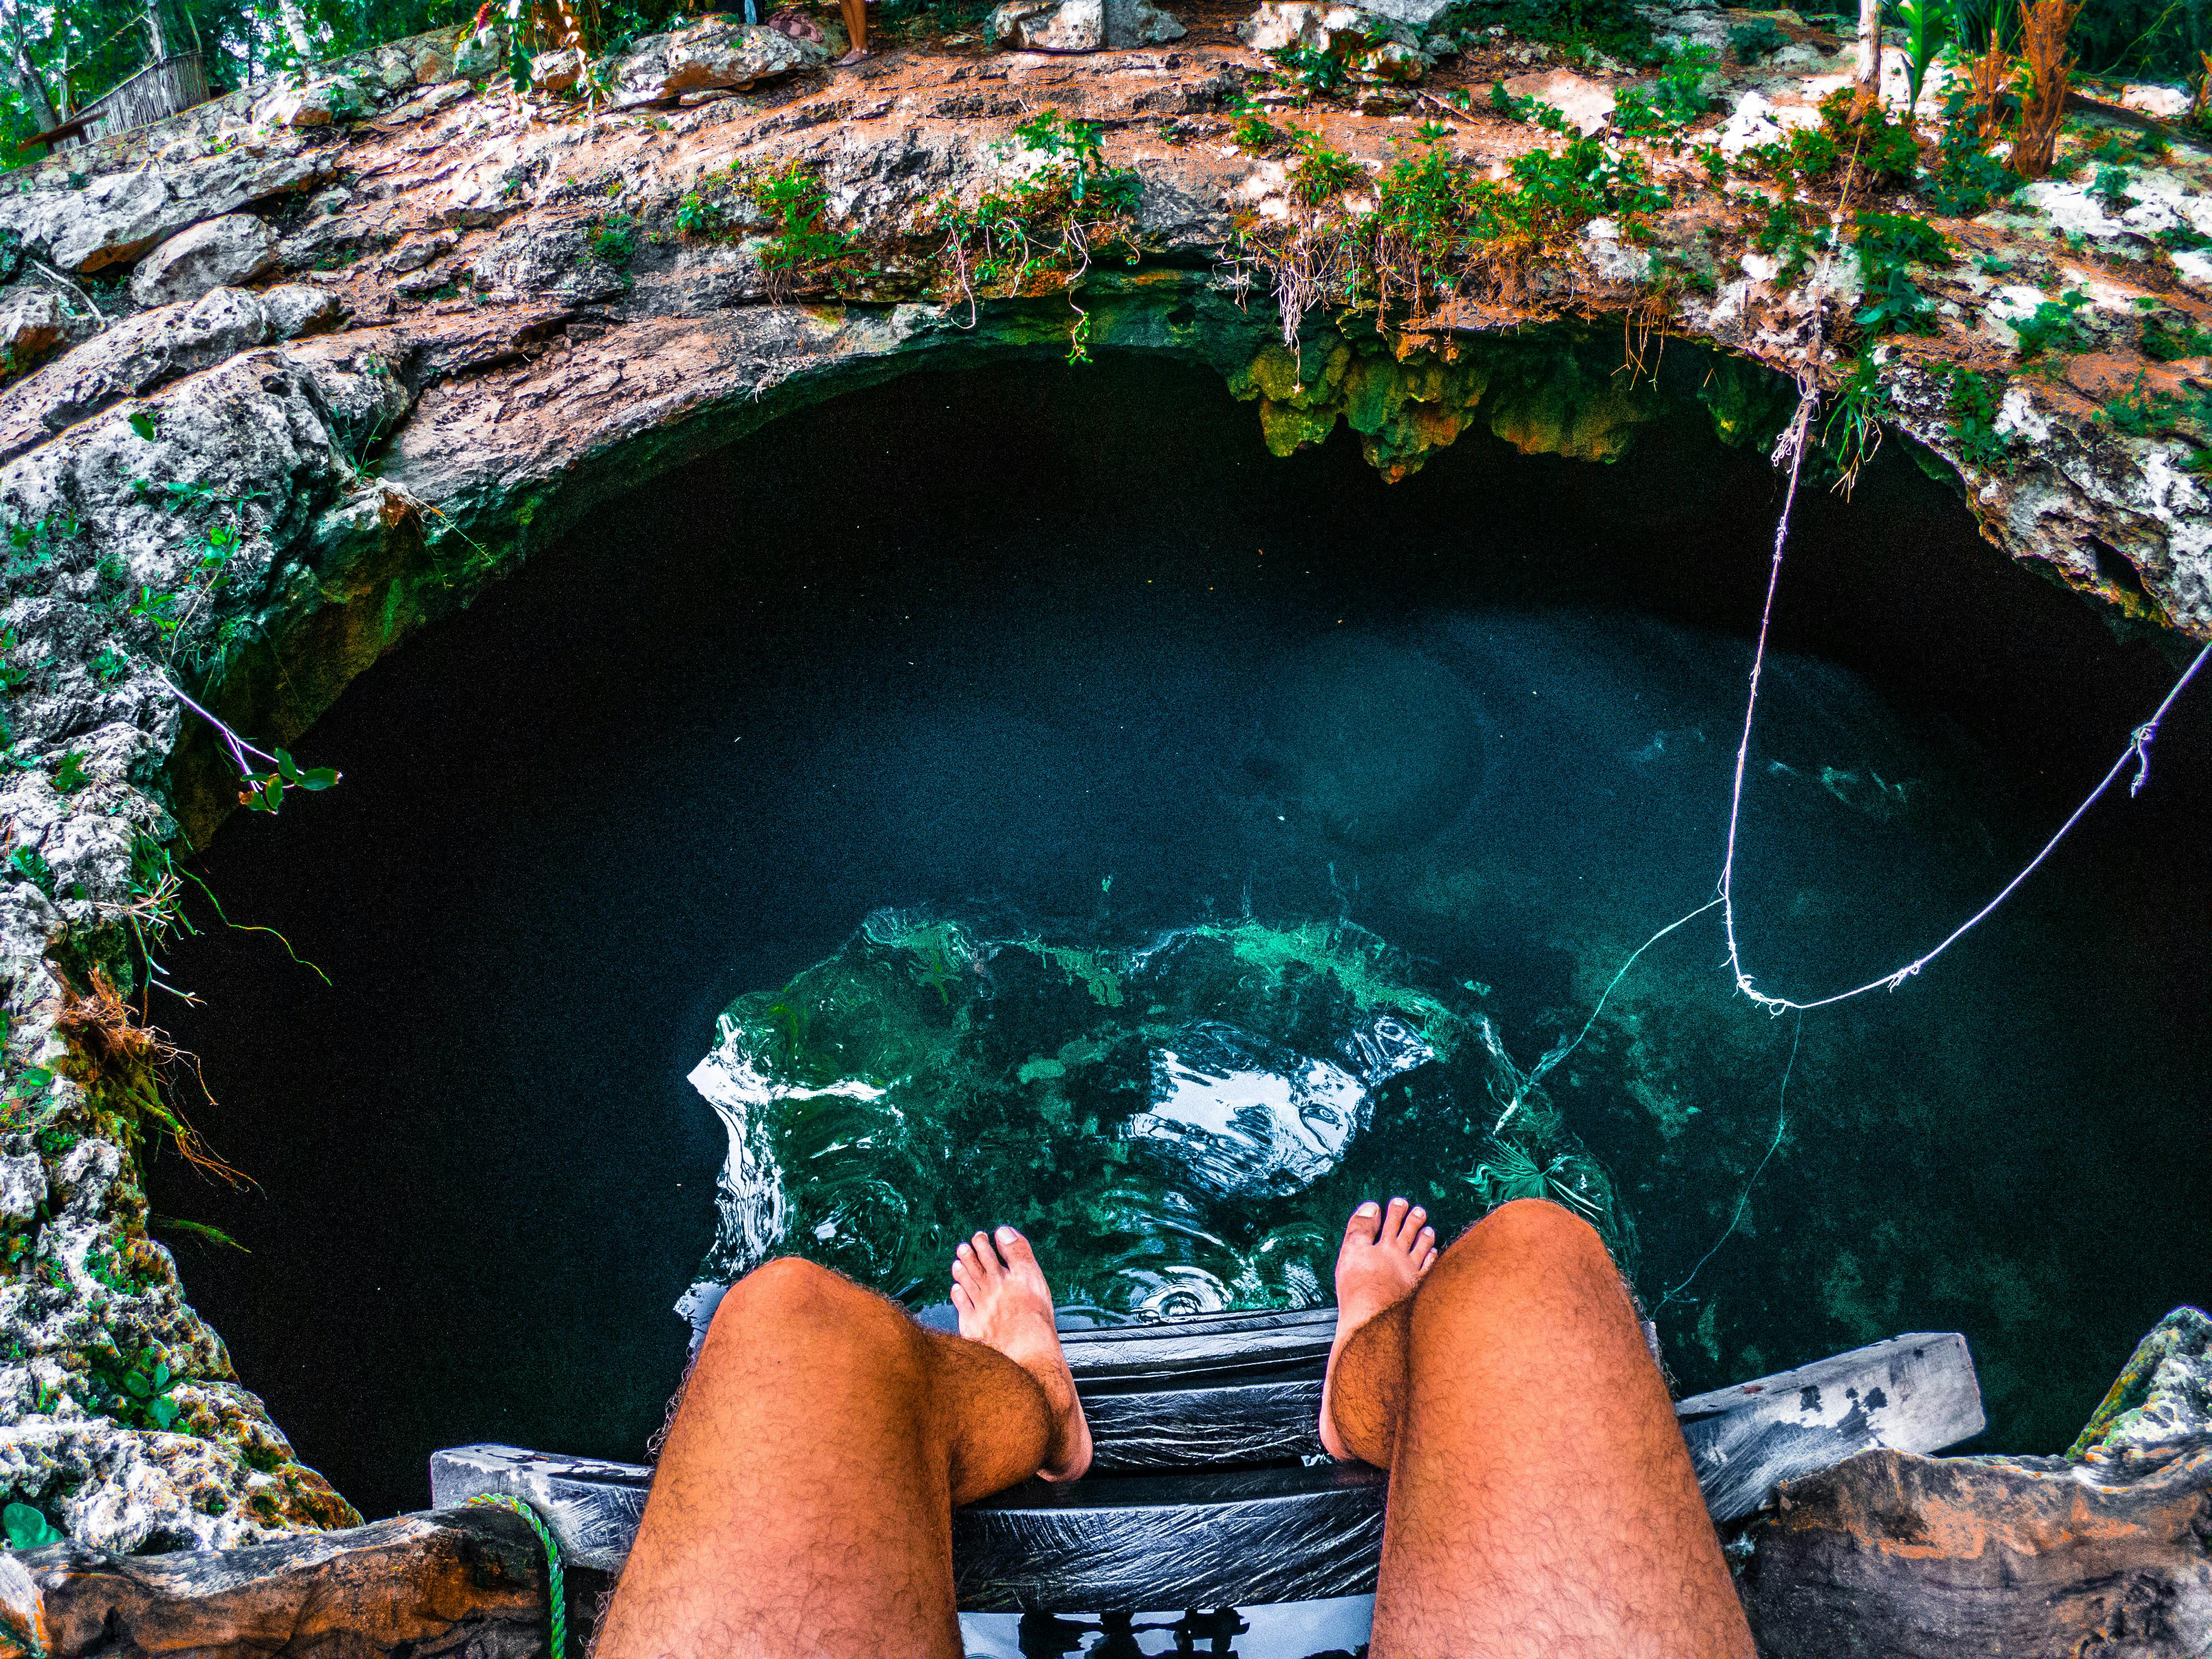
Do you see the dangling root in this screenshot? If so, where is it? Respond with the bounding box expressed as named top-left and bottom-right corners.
top-left (49, 966), bottom-right (251, 1189)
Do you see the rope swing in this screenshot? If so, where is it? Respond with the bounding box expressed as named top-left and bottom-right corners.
top-left (1716, 385), bottom-right (2212, 1016)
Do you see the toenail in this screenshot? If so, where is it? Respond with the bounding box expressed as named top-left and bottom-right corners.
top-left (995, 1225), bottom-right (1017, 1244)
top-left (1355, 1202), bottom-right (1380, 1217)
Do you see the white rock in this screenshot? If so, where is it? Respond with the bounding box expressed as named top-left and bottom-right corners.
top-left (1106, 0), bottom-right (1188, 45)
top-left (129, 213), bottom-right (280, 309)
top-left (990, 0), bottom-right (1108, 49)
top-left (2116, 82), bottom-right (2190, 119)
top-left (0, 290), bottom-right (67, 378)
top-left (257, 283), bottom-right (343, 340)
top-left (531, 46), bottom-right (588, 93)
top-left (255, 76), bottom-right (368, 130)
top-left (609, 18), bottom-right (827, 106)
top-left (0, 1156), bottom-right (44, 1223)
top-left (452, 25), bottom-right (508, 80)
top-left (1504, 68), bottom-right (1615, 135)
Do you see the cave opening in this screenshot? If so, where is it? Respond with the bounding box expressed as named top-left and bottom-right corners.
top-left (149, 349), bottom-right (2212, 1525)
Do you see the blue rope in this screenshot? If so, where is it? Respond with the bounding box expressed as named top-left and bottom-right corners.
top-left (467, 1494), bottom-right (566, 1659)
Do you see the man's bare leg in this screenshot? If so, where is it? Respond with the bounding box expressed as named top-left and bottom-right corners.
top-left (1322, 1197), bottom-right (1755, 1659)
top-left (596, 1228), bottom-right (1088, 1659)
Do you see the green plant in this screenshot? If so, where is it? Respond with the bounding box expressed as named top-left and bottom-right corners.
top-left (923, 111), bottom-right (1142, 355)
top-left (1853, 210), bottom-right (1952, 335)
top-left (1936, 361), bottom-right (2010, 467)
top-left (1228, 94), bottom-right (1288, 153)
top-left (2, 1502), bottom-right (60, 1550)
top-left (2099, 374), bottom-right (2211, 447)
top-left (743, 160), bottom-right (858, 296)
top-left (1822, 352), bottom-right (1887, 486)
top-left (2142, 314), bottom-right (2212, 361)
top-left (1819, 87), bottom-right (1921, 185)
top-left (6, 847), bottom-right (54, 898)
top-left (588, 213), bottom-right (637, 273)
top-left (1614, 43), bottom-right (1720, 141)
top-left (2012, 286), bottom-right (2094, 359)
top-left (1922, 81), bottom-right (2021, 215)
top-left (1268, 41), bottom-right (1350, 102)
top-left (50, 751), bottom-right (90, 794)
top-left (1728, 17), bottom-right (1788, 60)
top-left (2090, 163), bottom-right (2136, 211)
top-left (1890, 0), bottom-right (1954, 113)
top-left (674, 188), bottom-right (727, 237)
top-left (91, 645), bottom-right (132, 687)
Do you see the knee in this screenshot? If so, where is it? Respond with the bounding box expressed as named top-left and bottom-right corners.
top-left (1433, 1198), bottom-right (1612, 1287)
top-left (709, 1256), bottom-right (910, 1354)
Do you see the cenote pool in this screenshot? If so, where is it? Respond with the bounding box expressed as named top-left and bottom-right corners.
top-left (152, 348), bottom-right (2211, 1525)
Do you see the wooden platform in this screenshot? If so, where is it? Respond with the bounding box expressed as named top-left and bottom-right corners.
top-left (431, 1310), bottom-right (1984, 1613)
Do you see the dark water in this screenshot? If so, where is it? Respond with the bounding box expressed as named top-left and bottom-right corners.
top-left (153, 351), bottom-right (2211, 1523)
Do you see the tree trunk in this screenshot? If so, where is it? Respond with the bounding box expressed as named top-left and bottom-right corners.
top-left (275, 0), bottom-right (318, 61)
top-left (1855, 0), bottom-right (1884, 98)
top-left (0, 10), bottom-right (60, 131)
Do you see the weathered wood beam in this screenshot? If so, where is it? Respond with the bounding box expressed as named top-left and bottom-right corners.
top-left (0, 1506), bottom-right (549, 1659)
top-left (1735, 1442), bottom-right (2212, 1658)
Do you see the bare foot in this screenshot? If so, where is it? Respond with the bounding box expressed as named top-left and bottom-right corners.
top-left (834, 46), bottom-right (870, 62)
top-left (1319, 1197), bottom-right (1437, 1462)
top-left (951, 1226), bottom-right (1093, 1481)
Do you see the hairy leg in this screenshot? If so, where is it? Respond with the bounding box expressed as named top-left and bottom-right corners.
top-left (1327, 1198), bottom-right (1754, 1659)
top-left (597, 1233), bottom-right (1086, 1659)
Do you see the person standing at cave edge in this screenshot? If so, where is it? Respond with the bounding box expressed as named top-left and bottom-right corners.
top-left (595, 1197), bottom-right (1756, 1658)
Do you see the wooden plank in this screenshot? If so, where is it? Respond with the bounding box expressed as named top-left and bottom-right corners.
top-left (1676, 1333), bottom-right (1985, 1523)
top-left (953, 1464), bottom-right (1386, 1613)
top-left (430, 1328), bottom-right (1984, 1606)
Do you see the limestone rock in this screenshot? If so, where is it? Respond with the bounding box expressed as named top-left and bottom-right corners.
top-left (452, 24), bottom-right (510, 80)
top-left (1237, 1), bottom-right (1427, 80)
top-left (1503, 67), bottom-right (1616, 134)
top-left (990, 0), bottom-right (1107, 49)
top-left (0, 1155), bottom-right (43, 1222)
top-left (531, 46), bottom-right (589, 93)
top-left (0, 288), bottom-right (275, 463)
top-left (0, 146), bottom-right (336, 274)
top-left (990, 0), bottom-right (1186, 48)
top-left (256, 282), bottom-right (344, 341)
top-left (255, 75), bottom-right (371, 129)
top-left (128, 213), bottom-right (281, 308)
top-left (1348, 0), bottom-right (1458, 24)
top-left (2067, 1305), bottom-right (2212, 1472)
top-left (0, 290), bottom-right (68, 379)
top-left (608, 18), bottom-right (828, 107)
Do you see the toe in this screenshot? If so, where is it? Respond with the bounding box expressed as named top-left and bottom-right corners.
top-left (1381, 1197), bottom-right (1411, 1245)
top-left (972, 1231), bottom-right (1001, 1277)
top-left (1343, 1201), bottom-right (1382, 1248)
top-left (1419, 1245), bottom-right (1438, 1274)
top-left (994, 1225), bottom-right (1046, 1289)
top-left (951, 1282), bottom-right (974, 1316)
top-left (1404, 1207), bottom-right (1428, 1253)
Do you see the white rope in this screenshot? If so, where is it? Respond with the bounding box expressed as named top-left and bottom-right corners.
top-left (1717, 388), bottom-right (2212, 1015)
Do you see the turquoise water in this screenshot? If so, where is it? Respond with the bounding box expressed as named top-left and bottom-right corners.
top-left (155, 349), bottom-right (2211, 1522)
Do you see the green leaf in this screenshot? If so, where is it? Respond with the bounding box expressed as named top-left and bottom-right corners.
top-left (127, 410), bottom-right (159, 442)
top-left (3, 1502), bottom-right (60, 1550)
top-left (152, 1362), bottom-right (169, 1389)
top-left (123, 1370), bottom-right (152, 1399)
top-left (296, 768), bottom-right (338, 790)
top-left (273, 748), bottom-right (301, 783)
top-left (147, 1396), bottom-right (177, 1430)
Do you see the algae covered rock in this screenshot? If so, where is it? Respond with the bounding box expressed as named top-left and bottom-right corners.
top-left (685, 912), bottom-right (1632, 1321)
top-left (2067, 1306), bottom-right (2212, 1472)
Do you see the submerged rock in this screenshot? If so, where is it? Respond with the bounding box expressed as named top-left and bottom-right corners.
top-left (684, 912), bottom-right (1631, 1322)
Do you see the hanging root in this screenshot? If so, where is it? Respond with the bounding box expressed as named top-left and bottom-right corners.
top-left (49, 966), bottom-right (250, 1188)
